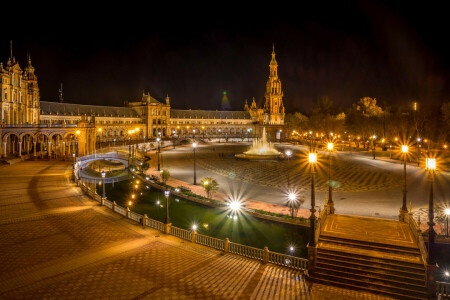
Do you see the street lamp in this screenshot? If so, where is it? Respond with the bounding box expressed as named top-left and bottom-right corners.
top-left (400, 145), bottom-right (409, 221)
top-left (417, 137), bottom-right (422, 166)
top-left (309, 152), bottom-right (317, 247)
top-left (372, 135), bottom-right (377, 159)
top-left (445, 208), bottom-right (450, 238)
top-left (425, 157), bottom-right (436, 265)
top-left (288, 192), bottom-right (297, 218)
top-left (285, 150), bottom-right (292, 188)
top-left (156, 137), bottom-right (161, 171)
top-left (193, 142), bottom-right (197, 185)
top-left (164, 190), bottom-right (170, 224)
top-left (327, 142), bottom-right (334, 213)
top-left (101, 171), bottom-right (106, 198)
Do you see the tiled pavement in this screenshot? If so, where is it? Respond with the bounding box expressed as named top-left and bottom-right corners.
top-left (0, 161), bottom-right (393, 299)
top-left (193, 149), bottom-right (401, 192)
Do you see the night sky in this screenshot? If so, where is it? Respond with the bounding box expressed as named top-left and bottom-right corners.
top-left (2, 1), bottom-right (449, 113)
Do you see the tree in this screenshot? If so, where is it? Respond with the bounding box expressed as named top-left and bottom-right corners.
top-left (160, 169), bottom-right (170, 184)
top-left (201, 177), bottom-right (219, 199)
top-left (346, 97), bottom-right (384, 148)
top-left (285, 112), bottom-right (309, 132)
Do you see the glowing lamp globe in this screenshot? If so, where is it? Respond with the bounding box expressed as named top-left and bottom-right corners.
top-left (229, 200), bottom-right (241, 212)
top-left (309, 153), bottom-right (317, 163)
top-left (402, 145), bottom-right (408, 153)
top-left (426, 158), bottom-right (436, 170)
top-left (327, 143), bottom-right (334, 151)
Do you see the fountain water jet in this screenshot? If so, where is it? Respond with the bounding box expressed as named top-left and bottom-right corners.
top-left (235, 127), bottom-right (283, 160)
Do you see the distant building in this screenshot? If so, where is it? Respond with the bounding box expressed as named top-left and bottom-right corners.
top-left (0, 47), bottom-right (287, 158)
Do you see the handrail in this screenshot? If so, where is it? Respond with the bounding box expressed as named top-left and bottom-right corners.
top-left (268, 251), bottom-right (308, 271)
top-left (195, 233), bottom-right (225, 251)
top-left (436, 281), bottom-right (450, 298)
top-left (170, 226), bottom-right (192, 241)
top-left (315, 205), bottom-right (329, 245)
top-left (408, 213), bottom-right (428, 263)
top-left (146, 218), bottom-right (165, 232)
top-left (76, 178), bottom-right (308, 273)
top-left (229, 242), bottom-right (264, 261)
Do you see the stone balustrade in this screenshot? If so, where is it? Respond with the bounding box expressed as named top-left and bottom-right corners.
top-left (76, 178), bottom-right (309, 273)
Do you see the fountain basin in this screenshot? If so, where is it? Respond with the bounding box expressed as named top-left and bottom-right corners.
top-left (235, 153), bottom-right (284, 160)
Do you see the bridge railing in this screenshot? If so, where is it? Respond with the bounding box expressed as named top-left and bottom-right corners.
top-left (76, 179), bottom-right (308, 273)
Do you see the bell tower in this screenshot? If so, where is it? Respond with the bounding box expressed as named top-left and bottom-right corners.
top-left (264, 45), bottom-right (285, 125)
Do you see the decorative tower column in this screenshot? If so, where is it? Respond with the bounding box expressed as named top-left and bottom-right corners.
top-left (264, 45), bottom-right (285, 126)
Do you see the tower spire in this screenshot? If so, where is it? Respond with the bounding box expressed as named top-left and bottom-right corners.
top-left (10, 40), bottom-right (12, 59)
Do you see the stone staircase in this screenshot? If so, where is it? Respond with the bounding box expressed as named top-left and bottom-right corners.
top-left (310, 215), bottom-right (429, 299)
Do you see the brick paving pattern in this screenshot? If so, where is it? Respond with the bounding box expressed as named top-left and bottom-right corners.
top-left (0, 161), bottom-right (393, 299)
top-left (195, 150), bottom-right (401, 192)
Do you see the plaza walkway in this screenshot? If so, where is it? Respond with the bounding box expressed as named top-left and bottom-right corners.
top-left (0, 161), bottom-right (393, 299)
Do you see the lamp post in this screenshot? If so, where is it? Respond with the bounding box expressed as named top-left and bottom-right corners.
top-left (426, 157), bottom-right (436, 265)
top-left (327, 142), bottom-right (334, 213)
top-left (75, 130), bottom-right (80, 158)
top-left (193, 142), bottom-right (197, 185)
top-left (157, 137), bottom-right (161, 171)
top-left (372, 135), bottom-right (377, 159)
top-left (400, 145), bottom-right (409, 222)
top-left (417, 138), bottom-right (422, 166)
top-left (218, 129), bottom-right (221, 143)
top-left (445, 208), bottom-right (450, 238)
top-left (285, 150), bottom-right (292, 188)
top-left (101, 171), bottom-right (106, 198)
top-left (309, 152), bottom-right (317, 247)
top-left (96, 128), bottom-right (102, 155)
top-left (164, 190), bottom-right (170, 224)
top-left (202, 126), bottom-right (205, 140)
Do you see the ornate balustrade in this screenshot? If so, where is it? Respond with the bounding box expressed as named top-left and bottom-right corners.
top-left (229, 242), bottom-right (264, 261)
top-left (315, 205), bottom-right (329, 245)
top-left (407, 213), bottom-right (428, 263)
top-left (195, 233), bottom-right (225, 251)
top-left (170, 226), bottom-right (192, 241)
top-left (268, 251), bottom-right (308, 271)
top-left (76, 179), bottom-right (308, 273)
top-left (437, 281), bottom-right (450, 298)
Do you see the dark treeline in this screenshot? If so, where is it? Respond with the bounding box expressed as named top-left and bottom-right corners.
top-left (286, 97), bottom-right (450, 146)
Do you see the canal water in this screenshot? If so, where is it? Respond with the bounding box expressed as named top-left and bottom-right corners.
top-left (98, 178), bottom-right (309, 257)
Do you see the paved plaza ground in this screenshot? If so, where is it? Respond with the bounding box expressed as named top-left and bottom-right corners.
top-left (0, 160), bottom-right (395, 299)
top-left (158, 143), bottom-right (450, 223)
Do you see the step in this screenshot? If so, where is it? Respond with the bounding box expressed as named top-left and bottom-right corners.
top-left (310, 273), bottom-right (428, 300)
top-left (316, 255), bottom-right (425, 280)
top-left (317, 248), bottom-right (425, 272)
top-left (318, 243), bottom-right (424, 266)
top-left (316, 262), bottom-right (425, 287)
top-left (312, 270), bottom-right (428, 298)
top-left (319, 235), bottom-right (420, 255)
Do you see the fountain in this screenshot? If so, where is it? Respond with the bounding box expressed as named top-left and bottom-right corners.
top-left (235, 127), bottom-right (283, 160)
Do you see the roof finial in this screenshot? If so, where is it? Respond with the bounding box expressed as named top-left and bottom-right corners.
top-left (10, 40), bottom-right (13, 60)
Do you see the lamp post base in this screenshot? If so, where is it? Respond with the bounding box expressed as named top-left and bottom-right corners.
top-left (398, 208), bottom-right (408, 222)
